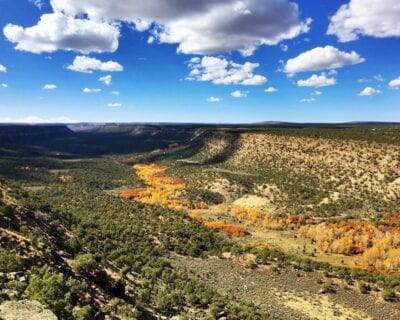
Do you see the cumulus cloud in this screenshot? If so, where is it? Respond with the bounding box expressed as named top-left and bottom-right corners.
top-left (300, 97), bottom-right (316, 103)
top-left (43, 84), bottom-right (57, 90)
top-left (231, 90), bottom-right (248, 98)
top-left (0, 116), bottom-right (78, 123)
top-left (265, 86), bottom-right (278, 93)
top-left (389, 76), bottom-right (400, 90)
top-left (358, 87), bottom-right (382, 96)
top-left (207, 96), bottom-right (222, 103)
top-left (314, 90), bottom-right (322, 96)
top-left (83, 88), bottom-right (101, 93)
top-left (187, 56), bottom-right (267, 86)
top-left (112, 91), bottom-right (120, 95)
top-left (108, 102), bottom-right (122, 107)
top-left (297, 73), bottom-right (336, 88)
top-left (68, 56), bottom-right (123, 73)
top-left (328, 0), bottom-right (400, 42)
top-left (284, 46), bottom-right (364, 74)
top-left (0, 64), bottom-right (6, 73)
top-left (1, 83), bottom-right (8, 88)
top-left (3, 12), bottom-right (119, 54)
top-left (49, 0), bottom-right (311, 56)
top-left (99, 75), bottom-right (112, 86)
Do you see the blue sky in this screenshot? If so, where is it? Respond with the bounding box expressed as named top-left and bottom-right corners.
top-left (0, 0), bottom-right (399, 123)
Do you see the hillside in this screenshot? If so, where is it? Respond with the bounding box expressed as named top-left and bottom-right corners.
top-left (162, 128), bottom-right (400, 217)
top-left (1, 124), bottom-right (400, 319)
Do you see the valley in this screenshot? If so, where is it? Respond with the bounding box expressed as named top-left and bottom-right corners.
top-left (1, 124), bottom-right (400, 319)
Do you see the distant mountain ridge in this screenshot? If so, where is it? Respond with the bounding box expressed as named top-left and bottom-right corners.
top-left (0, 125), bottom-right (73, 144)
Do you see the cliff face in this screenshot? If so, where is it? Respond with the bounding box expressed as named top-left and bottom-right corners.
top-left (0, 125), bottom-right (74, 145)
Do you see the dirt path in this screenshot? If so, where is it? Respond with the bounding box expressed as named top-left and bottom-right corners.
top-left (171, 255), bottom-right (400, 320)
top-left (203, 166), bottom-right (256, 176)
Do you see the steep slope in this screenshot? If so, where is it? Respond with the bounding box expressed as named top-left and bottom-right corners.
top-left (167, 129), bottom-right (400, 216)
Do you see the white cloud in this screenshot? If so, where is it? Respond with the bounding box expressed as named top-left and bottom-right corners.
top-left (284, 45), bottom-right (364, 74)
top-left (280, 44), bottom-right (288, 52)
top-left (358, 87), bottom-right (382, 96)
top-left (43, 84), bottom-right (57, 90)
top-left (297, 73), bottom-right (336, 88)
top-left (300, 97), bottom-right (316, 103)
top-left (67, 56), bottom-right (123, 73)
top-left (0, 64), bottom-right (6, 73)
top-left (358, 78), bottom-right (370, 83)
top-left (207, 96), bottom-right (222, 102)
top-left (388, 76), bottom-right (400, 90)
top-left (108, 102), bottom-right (122, 107)
top-left (83, 88), bottom-right (101, 93)
top-left (1, 83), bottom-right (8, 88)
top-left (231, 90), bottom-right (248, 98)
top-left (49, 0), bottom-right (311, 56)
top-left (0, 116), bottom-right (78, 123)
top-left (112, 91), bottom-right (120, 95)
top-left (187, 56), bottom-right (267, 86)
top-left (99, 75), bottom-right (112, 86)
top-left (314, 90), bottom-right (322, 96)
top-left (328, 0), bottom-right (400, 42)
top-left (147, 36), bottom-right (155, 44)
top-left (30, 0), bottom-right (45, 9)
top-left (3, 12), bottom-right (119, 54)
top-left (358, 74), bottom-right (384, 83)
top-left (265, 86), bottom-right (278, 93)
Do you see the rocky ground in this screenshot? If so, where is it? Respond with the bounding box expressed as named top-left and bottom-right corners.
top-left (0, 300), bottom-right (57, 320)
top-left (171, 255), bottom-right (400, 320)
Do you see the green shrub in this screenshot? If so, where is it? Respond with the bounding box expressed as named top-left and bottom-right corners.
top-left (70, 253), bottom-right (98, 275)
top-left (185, 188), bottom-right (224, 205)
top-left (320, 280), bottom-right (336, 294)
top-left (0, 251), bottom-right (24, 272)
top-left (382, 288), bottom-right (396, 302)
top-left (73, 305), bottom-right (94, 320)
top-left (357, 281), bottom-right (370, 294)
top-left (25, 267), bottom-right (72, 319)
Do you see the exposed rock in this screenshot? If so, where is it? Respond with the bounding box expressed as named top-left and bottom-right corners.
top-left (0, 300), bottom-right (57, 320)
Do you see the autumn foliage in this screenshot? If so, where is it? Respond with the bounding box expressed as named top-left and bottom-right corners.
top-left (122, 164), bottom-right (247, 237)
top-left (204, 221), bottom-right (248, 237)
top-left (299, 220), bottom-right (400, 273)
top-left (122, 164), bottom-right (400, 273)
top-left (188, 213), bottom-right (248, 237)
top-left (383, 213), bottom-right (400, 226)
top-left (121, 164), bottom-right (192, 210)
top-left (231, 206), bottom-right (310, 230)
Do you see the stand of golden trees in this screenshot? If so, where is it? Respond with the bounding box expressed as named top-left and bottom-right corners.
top-left (299, 220), bottom-right (400, 273)
top-left (188, 213), bottom-right (248, 237)
top-left (121, 164), bottom-right (206, 210)
top-left (122, 164), bottom-right (247, 237)
top-left (231, 206), bottom-right (311, 230)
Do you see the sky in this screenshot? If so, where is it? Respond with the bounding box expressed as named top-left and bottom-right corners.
top-left (0, 0), bottom-right (399, 123)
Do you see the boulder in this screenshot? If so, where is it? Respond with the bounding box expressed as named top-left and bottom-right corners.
top-left (0, 300), bottom-right (57, 320)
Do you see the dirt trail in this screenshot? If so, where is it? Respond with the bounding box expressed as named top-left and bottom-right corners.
top-left (203, 166), bottom-right (256, 176)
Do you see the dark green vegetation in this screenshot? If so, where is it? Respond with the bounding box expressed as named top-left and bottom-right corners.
top-left (0, 125), bottom-right (272, 319)
top-left (1, 123), bottom-right (400, 319)
top-left (1, 175), bottom-right (267, 319)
